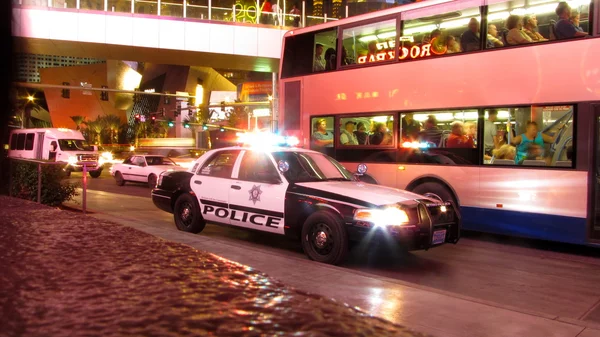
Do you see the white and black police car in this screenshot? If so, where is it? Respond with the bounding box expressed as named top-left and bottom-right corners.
top-left (151, 133), bottom-right (460, 265)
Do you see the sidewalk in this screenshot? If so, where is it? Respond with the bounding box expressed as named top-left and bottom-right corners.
top-left (0, 196), bottom-right (427, 337)
top-left (66, 189), bottom-right (600, 337)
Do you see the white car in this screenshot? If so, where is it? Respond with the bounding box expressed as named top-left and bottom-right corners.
top-left (111, 155), bottom-right (187, 188)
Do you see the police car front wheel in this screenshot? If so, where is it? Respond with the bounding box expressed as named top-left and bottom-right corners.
top-left (174, 194), bottom-right (206, 233)
top-left (301, 211), bottom-right (349, 265)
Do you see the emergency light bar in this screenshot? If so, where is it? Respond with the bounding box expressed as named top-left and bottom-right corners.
top-left (236, 132), bottom-right (300, 148)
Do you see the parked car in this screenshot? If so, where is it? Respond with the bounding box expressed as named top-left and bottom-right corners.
top-left (110, 155), bottom-right (187, 188)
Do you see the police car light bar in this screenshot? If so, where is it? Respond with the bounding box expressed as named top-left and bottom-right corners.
top-left (401, 141), bottom-right (430, 149)
top-left (236, 132), bottom-right (299, 148)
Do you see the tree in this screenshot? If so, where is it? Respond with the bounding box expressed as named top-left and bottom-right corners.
top-left (84, 120), bottom-right (103, 145)
top-left (70, 115), bottom-right (86, 130)
top-left (102, 114), bottom-right (122, 144)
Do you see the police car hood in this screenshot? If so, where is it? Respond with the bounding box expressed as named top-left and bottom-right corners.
top-left (294, 181), bottom-right (427, 206)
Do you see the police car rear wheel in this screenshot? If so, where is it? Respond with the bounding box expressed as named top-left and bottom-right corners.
top-left (174, 194), bottom-right (206, 233)
top-left (301, 211), bottom-right (348, 265)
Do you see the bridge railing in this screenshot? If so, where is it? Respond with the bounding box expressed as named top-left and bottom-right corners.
top-left (12, 0), bottom-right (341, 28)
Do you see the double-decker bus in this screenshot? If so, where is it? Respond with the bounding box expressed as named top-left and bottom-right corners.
top-left (277, 0), bottom-right (600, 245)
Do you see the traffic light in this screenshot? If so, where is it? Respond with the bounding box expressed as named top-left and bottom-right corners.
top-left (134, 114), bottom-right (141, 123)
top-left (183, 122), bottom-right (190, 129)
top-left (61, 82), bottom-right (70, 99)
top-left (100, 85), bottom-right (109, 101)
top-left (150, 113), bottom-right (156, 124)
top-left (168, 120), bottom-right (175, 127)
top-left (202, 124), bottom-right (208, 131)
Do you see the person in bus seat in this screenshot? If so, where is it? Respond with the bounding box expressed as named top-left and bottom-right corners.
top-left (340, 121), bottom-right (359, 145)
top-left (447, 122), bottom-right (475, 148)
top-left (446, 36), bottom-right (461, 53)
top-left (505, 15), bottom-right (533, 45)
top-left (570, 11), bottom-right (584, 32)
top-left (460, 18), bottom-right (494, 52)
top-left (365, 41), bottom-right (378, 62)
top-left (484, 110), bottom-right (500, 158)
top-left (324, 48), bottom-right (337, 71)
top-left (511, 120), bottom-right (563, 164)
top-left (49, 141), bottom-right (58, 161)
top-left (354, 122), bottom-right (369, 145)
top-left (464, 122), bottom-right (477, 145)
top-left (487, 24), bottom-right (504, 48)
top-left (427, 29), bottom-right (442, 44)
top-left (341, 46), bottom-right (350, 66)
top-left (313, 44), bottom-right (326, 72)
top-left (312, 118), bottom-right (334, 147)
top-left (401, 113), bottom-right (421, 141)
top-left (492, 144), bottom-right (516, 161)
top-left (523, 15), bottom-right (548, 42)
top-left (554, 2), bottom-right (588, 39)
top-left (418, 115), bottom-right (443, 147)
top-left (370, 123), bottom-right (392, 145)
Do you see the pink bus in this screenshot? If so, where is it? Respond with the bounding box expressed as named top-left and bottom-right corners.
top-left (278, 0), bottom-right (600, 245)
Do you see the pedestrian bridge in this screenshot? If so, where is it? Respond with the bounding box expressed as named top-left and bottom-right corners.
top-left (11, 2), bottom-right (304, 72)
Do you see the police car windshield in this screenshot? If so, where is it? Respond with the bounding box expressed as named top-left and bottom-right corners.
top-left (272, 151), bottom-right (354, 183)
top-left (58, 139), bottom-right (93, 151)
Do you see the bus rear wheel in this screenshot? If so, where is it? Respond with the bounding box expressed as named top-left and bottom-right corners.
top-left (412, 182), bottom-right (457, 205)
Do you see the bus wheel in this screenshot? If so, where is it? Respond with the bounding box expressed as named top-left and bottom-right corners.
top-left (412, 182), bottom-right (457, 205)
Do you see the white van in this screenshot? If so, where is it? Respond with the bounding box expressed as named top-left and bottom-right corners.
top-left (8, 128), bottom-right (104, 178)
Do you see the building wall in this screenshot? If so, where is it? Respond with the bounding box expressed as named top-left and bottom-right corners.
top-left (39, 63), bottom-right (128, 128)
top-left (16, 53), bottom-right (105, 83)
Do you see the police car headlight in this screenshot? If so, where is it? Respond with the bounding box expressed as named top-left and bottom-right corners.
top-left (67, 156), bottom-right (78, 166)
top-left (157, 172), bottom-right (166, 187)
top-left (354, 207), bottom-right (409, 227)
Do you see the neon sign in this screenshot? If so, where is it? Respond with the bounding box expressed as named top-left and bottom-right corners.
top-left (357, 38), bottom-right (447, 64)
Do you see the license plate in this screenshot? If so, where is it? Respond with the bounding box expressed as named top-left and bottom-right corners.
top-left (432, 230), bottom-right (447, 245)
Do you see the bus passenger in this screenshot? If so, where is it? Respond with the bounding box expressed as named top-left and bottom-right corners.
top-left (324, 48), bottom-right (337, 71)
top-left (312, 118), bottom-right (333, 147)
top-left (418, 115), bottom-right (443, 147)
top-left (511, 121), bottom-right (559, 163)
top-left (446, 36), bottom-right (461, 53)
top-left (506, 15), bottom-right (533, 45)
top-left (460, 18), bottom-right (481, 52)
top-left (401, 113), bottom-right (421, 141)
top-left (354, 122), bottom-right (369, 145)
top-left (484, 110), bottom-right (500, 157)
top-left (554, 2), bottom-right (588, 39)
top-left (487, 24), bottom-right (504, 47)
top-left (492, 144), bottom-right (516, 160)
top-left (570, 11), bottom-right (584, 33)
top-left (370, 123), bottom-right (391, 145)
top-left (523, 15), bottom-right (547, 42)
top-left (340, 121), bottom-right (359, 145)
top-left (49, 141), bottom-right (58, 161)
top-left (313, 44), bottom-right (326, 72)
top-left (447, 122), bottom-right (474, 148)
top-left (464, 122), bottom-right (477, 145)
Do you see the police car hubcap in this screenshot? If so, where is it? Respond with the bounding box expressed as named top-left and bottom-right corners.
top-left (315, 231), bottom-right (328, 248)
top-left (180, 204), bottom-right (192, 224)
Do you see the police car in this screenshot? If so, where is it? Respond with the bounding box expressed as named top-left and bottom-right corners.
top-left (151, 134), bottom-right (460, 265)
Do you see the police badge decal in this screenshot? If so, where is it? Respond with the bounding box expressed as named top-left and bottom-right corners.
top-left (248, 185), bottom-right (262, 204)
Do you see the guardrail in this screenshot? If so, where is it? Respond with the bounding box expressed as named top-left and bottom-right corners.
top-left (12, 0), bottom-right (341, 28)
top-left (8, 157), bottom-right (92, 214)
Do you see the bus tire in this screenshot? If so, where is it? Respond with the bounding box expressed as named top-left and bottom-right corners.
top-left (412, 182), bottom-right (457, 205)
top-left (301, 211), bottom-right (349, 265)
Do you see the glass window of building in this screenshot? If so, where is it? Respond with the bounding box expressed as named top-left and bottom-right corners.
top-left (486, 0), bottom-right (590, 48)
top-left (484, 105), bottom-right (574, 167)
top-left (402, 2), bottom-right (482, 58)
top-left (341, 19), bottom-right (397, 67)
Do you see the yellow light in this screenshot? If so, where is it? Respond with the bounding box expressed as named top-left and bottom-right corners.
top-left (354, 207), bottom-right (410, 227)
top-left (398, 166), bottom-right (405, 171)
top-left (440, 206), bottom-right (447, 213)
top-left (27, 95), bottom-right (34, 101)
top-left (129, 145), bottom-right (135, 152)
top-left (268, 95), bottom-right (273, 101)
top-left (195, 84), bottom-right (204, 107)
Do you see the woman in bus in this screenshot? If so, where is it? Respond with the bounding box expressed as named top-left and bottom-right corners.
top-left (511, 121), bottom-right (561, 164)
top-left (492, 144), bottom-right (516, 161)
top-left (370, 123), bottom-right (392, 145)
top-left (506, 15), bottom-right (533, 45)
top-left (312, 118), bottom-right (334, 147)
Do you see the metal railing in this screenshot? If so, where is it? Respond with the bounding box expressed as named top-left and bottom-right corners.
top-left (8, 157), bottom-right (91, 214)
top-left (12, 0), bottom-right (342, 28)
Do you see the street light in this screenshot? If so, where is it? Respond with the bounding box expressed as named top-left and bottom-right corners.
top-left (27, 95), bottom-right (34, 102)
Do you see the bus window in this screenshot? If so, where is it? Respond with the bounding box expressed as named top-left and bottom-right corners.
top-left (310, 117), bottom-right (335, 154)
top-left (485, 105), bottom-right (575, 167)
top-left (25, 133), bottom-right (34, 151)
top-left (402, 5), bottom-right (482, 57)
top-left (16, 134), bottom-right (26, 150)
top-left (399, 111), bottom-right (478, 165)
top-left (10, 134), bottom-right (17, 150)
top-left (339, 115), bottom-right (395, 146)
top-left (341, 18), bottom-right (397, 67)
top-left (314, 29), bottom-right (338, 72)
top-left (281, 28), bottom-right (337, 78)
top-left (486, 0), bottom-right (590, 49)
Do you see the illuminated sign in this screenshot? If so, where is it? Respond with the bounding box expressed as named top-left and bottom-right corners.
top-left (357, 38), bottom-right (447, 64)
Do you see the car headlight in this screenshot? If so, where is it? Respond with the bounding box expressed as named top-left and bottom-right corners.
top-left (101, 151), bottom-right (113, 162)
top-left (98, 157), bottom-right (106, 166)
top-left (67, 156), bottom-right (78, 166)
top-left (157, 172), bottom-right (166, 187)
top-left (354, 207), bottom-right (410, 227)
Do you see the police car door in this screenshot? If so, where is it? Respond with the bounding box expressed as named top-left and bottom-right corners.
top-left (228, 150), bottom-right (288, 234)
top-left (191, 149), bottom-right (241, 225)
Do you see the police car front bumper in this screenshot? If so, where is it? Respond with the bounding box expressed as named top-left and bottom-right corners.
top-left (347, 202), bottom-right (461, 250)
top-left (151, 189), bottom-right (174, 213)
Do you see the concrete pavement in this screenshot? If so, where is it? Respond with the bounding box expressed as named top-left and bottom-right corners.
top-left (66, 189), bottom-right (600, 337)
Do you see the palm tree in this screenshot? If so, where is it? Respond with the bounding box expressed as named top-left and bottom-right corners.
top-left (103, 114), bottom-right (122, 144)
top-left (85, 120), bottom-right (103, 145)
top-left (70, 115), bottom-right (86, 130)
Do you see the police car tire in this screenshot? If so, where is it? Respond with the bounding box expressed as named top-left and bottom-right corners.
top-left (301, 211), bottom-right (349, 265)
top-left (412, 182), bottom-right (456, 205)
top-left (174, 194), bottom-right (206, 233)
top-left (89, 170), bottom-right (102, 178)
top-left (115, 172), bottom-right (125, 186)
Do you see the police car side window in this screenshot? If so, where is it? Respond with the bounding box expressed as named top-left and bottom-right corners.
top-left (198, 150), bottom-right (240, 179)
top-left (238, 152), bottom-right (278, 183)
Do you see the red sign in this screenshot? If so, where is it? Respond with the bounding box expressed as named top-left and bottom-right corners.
top-left (357, 38), bottom-right (447, 64)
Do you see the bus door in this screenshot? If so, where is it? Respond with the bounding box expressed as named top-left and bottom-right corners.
top-left (591, 107), bottom-right (600, 241)
top-left (35, 132), bottom-right (45, 160)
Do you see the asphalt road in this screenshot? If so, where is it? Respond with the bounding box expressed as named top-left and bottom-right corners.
top-left (67, 169), bottom-right (600, 324)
